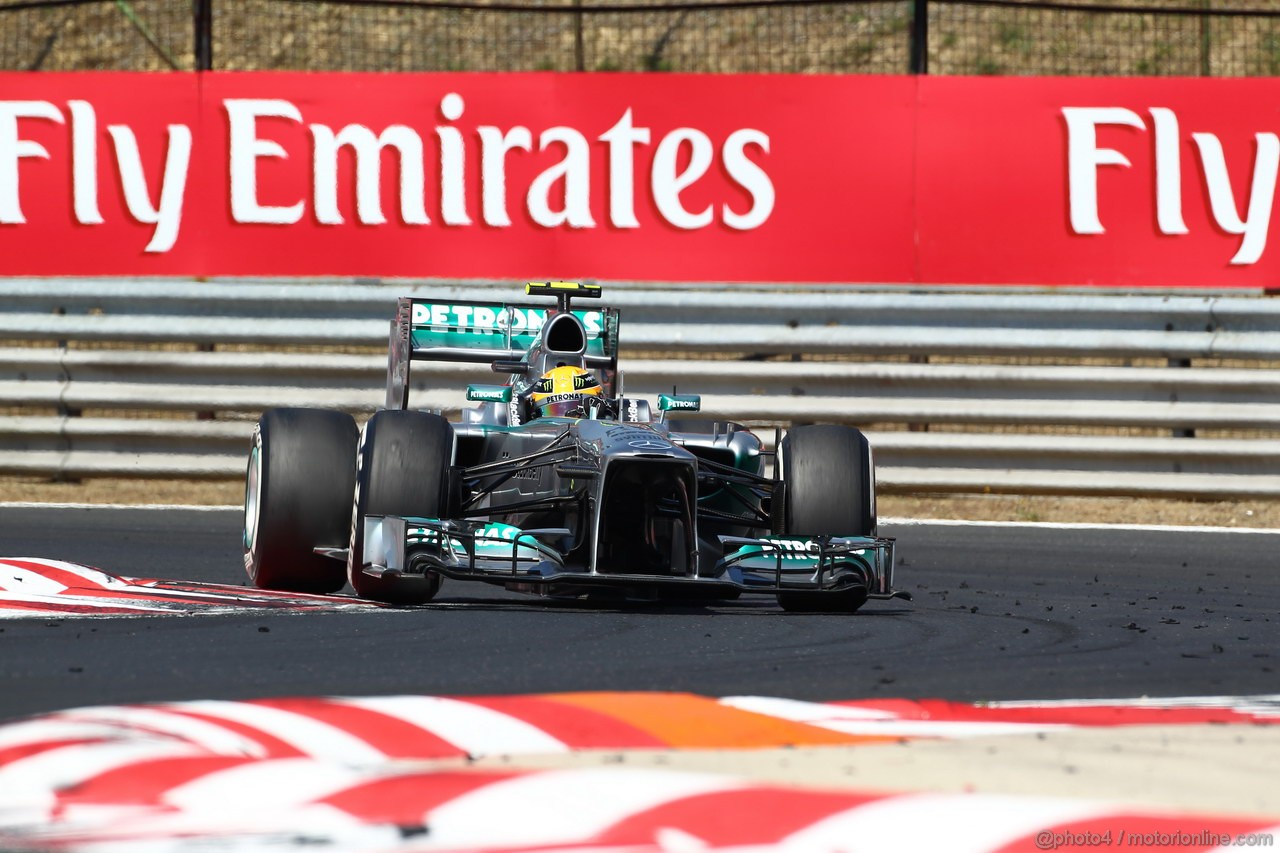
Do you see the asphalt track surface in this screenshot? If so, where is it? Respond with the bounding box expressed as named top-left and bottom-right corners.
top-left (1, 506), bottom-right (1277, 723)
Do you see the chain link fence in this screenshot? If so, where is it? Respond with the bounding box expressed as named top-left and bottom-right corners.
top-left (931, 0), bottom-right (1280, 76)
top-left (209, 0), bottom-right (912, 73)
top-left (1, 0), bottom-right (193, 70)
top-left (0, 0), bottom-right (1278, 74)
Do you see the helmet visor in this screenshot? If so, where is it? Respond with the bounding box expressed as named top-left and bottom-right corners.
top-left (539, 395), bottom-right (585, 418)
top-left (538, 394), bottom-right (606, 419)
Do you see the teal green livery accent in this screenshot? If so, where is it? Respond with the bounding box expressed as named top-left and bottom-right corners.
top-left (409, 303), bottom-right (609, 358)
top-left (725, 537), bottom-right (871, 571)
top-left (407, 520), bottom-right (546, 560)
top-left (466, 384), bottom-right (513, 403)
top-left (658, 393), bottom-right (702, 412)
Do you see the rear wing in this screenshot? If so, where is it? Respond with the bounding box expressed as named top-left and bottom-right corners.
top-left (386, 296), bottom-right (620, 410)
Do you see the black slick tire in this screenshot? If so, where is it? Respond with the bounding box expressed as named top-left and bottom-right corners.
top-left (775, 424), bottom-right (875, 613)
top-left (243, 408), bottom-right (357, 594)
top-left (348, 410), bottom-right (454, 604)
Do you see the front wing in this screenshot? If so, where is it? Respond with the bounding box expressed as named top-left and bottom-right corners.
top-left (351, 515), bottom-right (910, 601)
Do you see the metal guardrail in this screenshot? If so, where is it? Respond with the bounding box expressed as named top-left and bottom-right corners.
top-left (6, 279), bottom-right (1280, 357)
top-left (3, 279), bottom-right (1280, 500)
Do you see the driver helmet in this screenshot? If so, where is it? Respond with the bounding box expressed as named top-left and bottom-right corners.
top-left (531, 365), bottom-right (605, 419)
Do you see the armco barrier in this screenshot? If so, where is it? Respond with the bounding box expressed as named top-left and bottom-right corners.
top-left (3, 279), bottom-right (1280, 500)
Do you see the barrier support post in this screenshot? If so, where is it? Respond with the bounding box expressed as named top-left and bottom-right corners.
top-left (909, 0), bottom-right (928, 74)
top-left (194, 0), bottom-right (212, 71)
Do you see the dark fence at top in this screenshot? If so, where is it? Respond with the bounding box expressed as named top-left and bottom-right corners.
top-left (1, 0), bottom-right (1279, 75)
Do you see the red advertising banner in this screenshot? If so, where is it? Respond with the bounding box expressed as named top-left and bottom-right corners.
top-left (0, 73), bottom-right (205, 274)
top-left (0, 72), bottom-right (916, 282)
top-left (916, 76), bottom-right (1280, 287)
top-left (0, 71), bottom-right (1277, 285)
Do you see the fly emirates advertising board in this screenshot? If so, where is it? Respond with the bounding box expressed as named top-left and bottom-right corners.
top-left (0, 72), bottom-right (1275, 286)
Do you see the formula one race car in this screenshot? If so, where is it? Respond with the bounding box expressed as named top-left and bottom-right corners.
top-left (243, 281), bottom-right (909, 611)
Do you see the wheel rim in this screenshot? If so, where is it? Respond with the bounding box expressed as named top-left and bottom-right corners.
top-left (243, 443), bottom-right (261, 555)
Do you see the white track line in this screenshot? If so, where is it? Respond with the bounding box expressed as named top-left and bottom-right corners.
top-left (7, 502), bottom-right (1280, 535)
top-left (880, 516), bottom-right (1280, 534)
top-left (721, 696), bottom-right (1069, 738)
top-left (989, 694), bottom-right (1280, 716)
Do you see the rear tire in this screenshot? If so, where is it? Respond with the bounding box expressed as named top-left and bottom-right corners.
top-left (348, 410), bottom-right (454, 604)
top-left (775, 425), bottom-right (875, 613)
top-left (244, 408), bottom-right (357, 594)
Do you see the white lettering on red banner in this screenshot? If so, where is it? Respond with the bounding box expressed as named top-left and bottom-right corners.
top-left (0, 88), bottom-right (775, 260)
top-left (1064, 106), bottom-right (1278, 264)
top-left (0, 100), bottom-right (189, 252)
top-left (3, 73), bottom-right (1275, 285)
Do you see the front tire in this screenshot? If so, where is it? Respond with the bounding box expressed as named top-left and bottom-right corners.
top-left (348, 410), bottom-right (454, 604)
top-left (775, 425), bottom-right (875, 613)
top-left (244, 408), bottom-right (357, 594)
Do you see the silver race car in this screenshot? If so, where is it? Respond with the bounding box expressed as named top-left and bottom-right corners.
top-left (243, 281), bottom-right (908, 611)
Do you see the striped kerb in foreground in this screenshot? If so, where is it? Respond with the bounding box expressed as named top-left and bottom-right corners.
top-left (0, 691), bottom-right (1277, 851)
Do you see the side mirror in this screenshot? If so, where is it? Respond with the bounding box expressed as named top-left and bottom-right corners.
top-left (492, 359), bottom-right (529, 375)
top-left (658, 394), bottom-right (701, 413)
top-left (555, 462), bottom-right (599, 480)
top-left (467, 384), bottom-right (513, 404)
